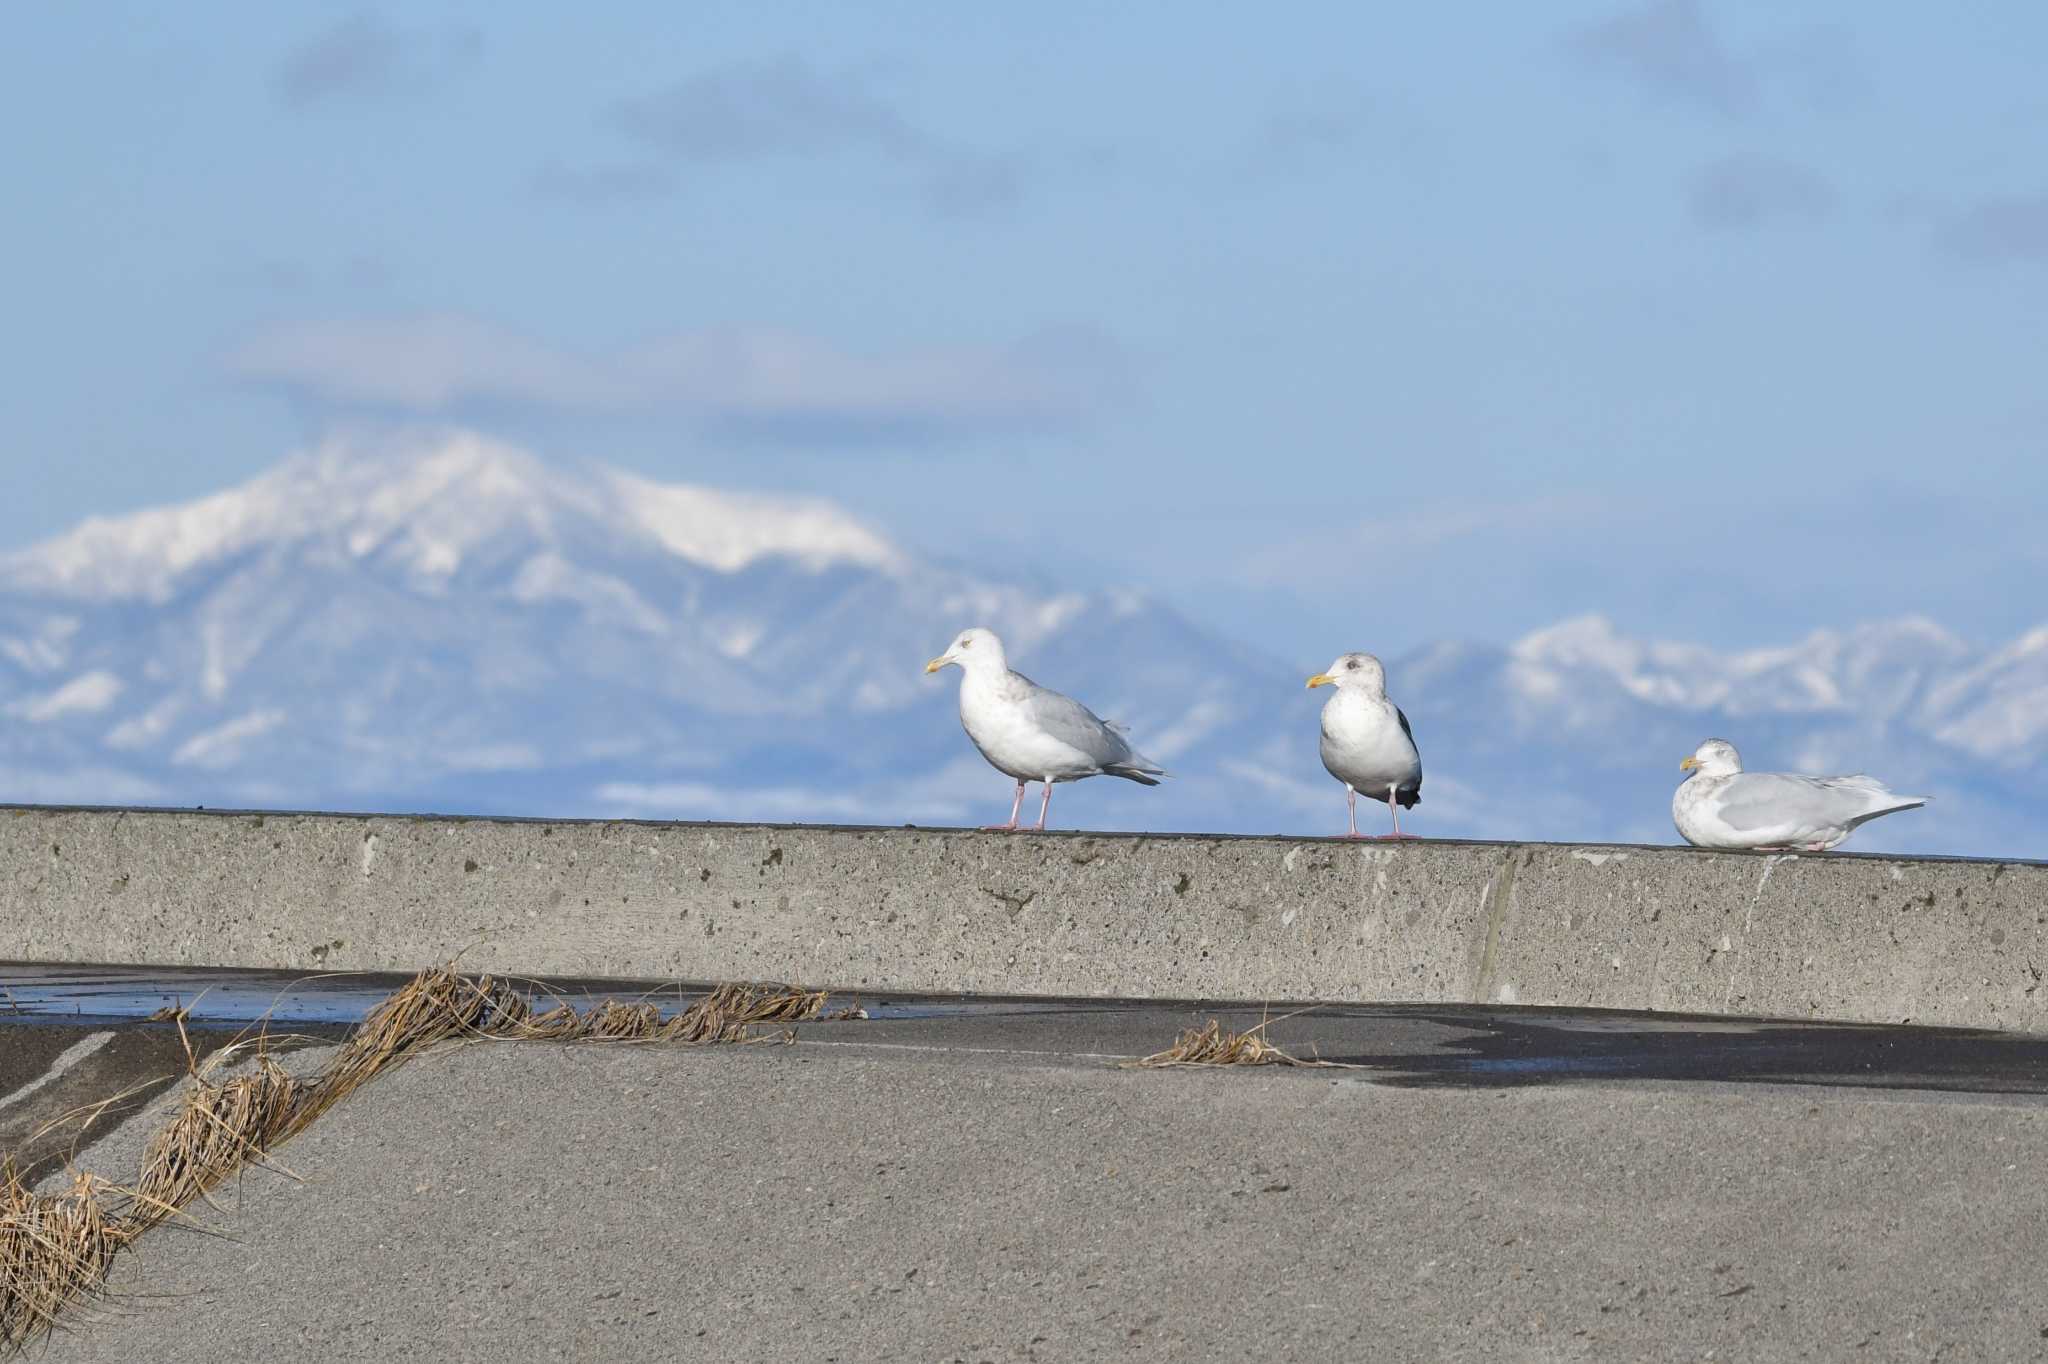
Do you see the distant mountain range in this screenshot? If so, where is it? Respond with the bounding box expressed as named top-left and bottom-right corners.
top-left (2, 431), bottom-right (2041, 857)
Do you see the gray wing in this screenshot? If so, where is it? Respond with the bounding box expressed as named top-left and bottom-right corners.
top-left (1018, 677), bottom-right (1134, 768)
top-left (1712, 773), bottom-right (1890, 832)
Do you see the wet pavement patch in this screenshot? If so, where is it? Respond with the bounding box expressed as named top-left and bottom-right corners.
top-left (6, 963), bottom-right (2048, 1162)
top-left (1307, 1005), bottom-right (2048, 1094)
top-left (0, 1022), bottom-right (338, 1187)
top-left (2, 964), bottom-right (445, 1028)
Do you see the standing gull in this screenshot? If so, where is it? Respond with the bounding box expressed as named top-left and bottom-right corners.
top-left (924, 627), bottom-right (1166, 832)
top-left (1307, 652), bottom-right (1422, 839)
top-left (1673, 738), bottom-right (1928, 852)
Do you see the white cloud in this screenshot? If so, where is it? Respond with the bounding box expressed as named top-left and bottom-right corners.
top-left (1241, 494), bottom-right (1617, 585)
top-left (613, 56), bottom-right (920, 164)
top-left (6, 670), bottom-right (123, 723)
top-left (593, 779), bottom-right (970, 823)
top-left (226, 315), bottom-right (1125, 442)
top-left (173, 709), bottom-right (288, 769)
top-left (0, 765), bottom-right (165, 806)
top-left (602, 56), bottom-right (1030, 218)
top-left (0, 616), bottom-right (81, 673)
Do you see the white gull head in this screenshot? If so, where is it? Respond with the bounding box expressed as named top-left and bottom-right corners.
top-left (925, 627), bottom-right (1009, 677)
top-left (1306, 652), bottom-right (1388, 697)
top-left (1680, 737), bottom-right (1742, 779)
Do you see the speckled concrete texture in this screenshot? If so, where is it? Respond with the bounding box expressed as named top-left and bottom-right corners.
top-left (5, 806), bottom-right (2044, 1030)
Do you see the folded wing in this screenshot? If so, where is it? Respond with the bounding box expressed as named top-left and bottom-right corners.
top-left (1020, 679), bottom-right (1165, 782)
top-left (1714, 773), bottom-right (1926, 835)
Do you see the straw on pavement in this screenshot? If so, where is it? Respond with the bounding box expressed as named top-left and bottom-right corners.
top-left (1, 967), bottom-right (829, 1350)
top-left (1127, 1018), bottom-right (1359, 1070)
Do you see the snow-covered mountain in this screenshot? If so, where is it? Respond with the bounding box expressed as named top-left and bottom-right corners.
top-left (1, 432), bottom-right (2042, 857)
top-left (0, 432), bottom-right (1295, 832)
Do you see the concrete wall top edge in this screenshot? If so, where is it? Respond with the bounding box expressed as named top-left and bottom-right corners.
top-left (4, 802), bottom-right (2039, 869)
top-left (7, 803), bottom-right (2048, 1032)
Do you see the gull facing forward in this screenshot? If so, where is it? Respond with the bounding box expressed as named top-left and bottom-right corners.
top-left (925, 627), bottom-right (1166, 831)
top-left (1307, 652), bottom-right (1422, 839)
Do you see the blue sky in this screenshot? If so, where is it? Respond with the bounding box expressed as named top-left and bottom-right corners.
top-left (5, 1), bottom-right (2046, 666)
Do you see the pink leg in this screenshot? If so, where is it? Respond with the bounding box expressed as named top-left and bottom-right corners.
top-left (1377, 788), bottom-right (1420, 841)
top-left (1340, 786), bottom-right (1366, 839)
top-left (1031, 779), bottom-right (1054, 832)
top-left (983, 780), bottom-right (1026, 832)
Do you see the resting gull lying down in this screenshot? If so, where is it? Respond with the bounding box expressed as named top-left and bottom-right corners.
top-left (924, 627), bottom-right (1166, 832)
top-left (1306, 652), bottom-right (1421, 839)
top-left (1672, 738), bottom-right (1927, 852)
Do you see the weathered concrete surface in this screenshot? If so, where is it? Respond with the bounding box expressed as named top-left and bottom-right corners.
top-left (38, 1037), bottom-right (2048, 1363)
top-left (5, 805), bottom-right (2046, 1030)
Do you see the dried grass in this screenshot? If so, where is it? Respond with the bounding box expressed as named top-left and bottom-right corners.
top-left (1126, 1017), bottom-right (1361, 1071)
top-left (0, 1162), bottom-right (120, 1350)
top-left (125, 1048), bottom-right (304, 1233)
top-left (0, 968), bottom-right (830, 1351)
top-left (289, 972), bottom-right (826, 1137)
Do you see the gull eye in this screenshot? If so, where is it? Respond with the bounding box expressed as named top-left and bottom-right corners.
top-left (960, 638), bottom-right (972, 648)
top-left (1346, 660), bottom-right (1359, 670)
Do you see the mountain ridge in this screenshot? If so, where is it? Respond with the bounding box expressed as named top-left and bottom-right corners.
top-left (1, 431), bottom-right (2041, 856)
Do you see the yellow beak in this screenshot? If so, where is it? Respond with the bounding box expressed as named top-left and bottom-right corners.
top-left (924, 656), bottom-right (949, 674)
top-left (1305, 673), bottom-right (1334, 689)
top-left (1679, 756), bottom-right (1699, 771)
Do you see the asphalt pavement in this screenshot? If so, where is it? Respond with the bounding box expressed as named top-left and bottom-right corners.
top-left (7, 972), bottom-right (2048, 1361)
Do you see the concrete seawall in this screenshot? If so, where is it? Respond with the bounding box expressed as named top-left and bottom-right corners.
top-left (4, 805), bottom-right (2044, 1031)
